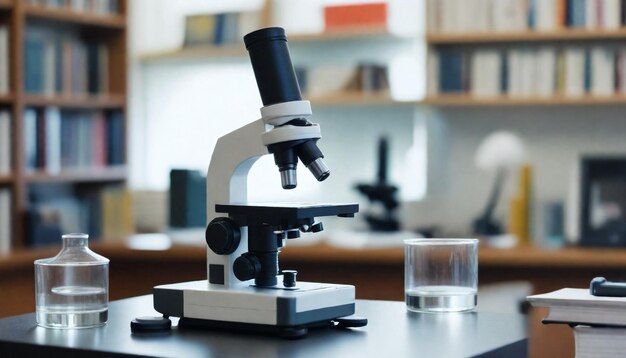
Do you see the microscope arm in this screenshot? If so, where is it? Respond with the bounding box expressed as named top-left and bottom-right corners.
top-left (206, 118), bottom-right (268, 288)
top-left (207, 119), bottom-right (268, 221)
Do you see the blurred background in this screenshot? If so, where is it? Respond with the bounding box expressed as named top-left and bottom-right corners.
top-left (3, 0), bottom-right (626, 356)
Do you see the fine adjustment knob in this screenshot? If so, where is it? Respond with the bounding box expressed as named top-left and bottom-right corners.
top-left (310, 222), bottom-right (323, 233)
top-left (205, 217), bottom-right (240, 255)
top-left (286, 229), bottom-right (300, 239)
top-left (233, 253), bottom-right (261, 281)
top-left (282, 270), bottom-right (297, 288)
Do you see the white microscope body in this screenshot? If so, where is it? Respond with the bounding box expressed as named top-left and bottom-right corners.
top-left (153, 28), bottom-right (361, 337)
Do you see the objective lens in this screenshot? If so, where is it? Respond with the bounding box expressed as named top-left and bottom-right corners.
top-left (280, 169), bottom-right (297, 189)
top-left (307, 158), bottom-right (330, 182)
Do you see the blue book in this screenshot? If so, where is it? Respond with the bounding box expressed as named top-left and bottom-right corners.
top-left (214, 13), bottom-right (226, 45)
top-left (584, 49), bottom-right (591, 92)
top-left (528, 0), bottom-right (536, 28)
top-left (106, 111), bottom-right (124, 165)
top-left (438, 50), bottom-right (464, 93)
top-left (169, 169), bottom-right (207, 228)
top-left (501, 52), bottom-right (508, 94)
top-left (24, 37), bottom-right (44, 94)
top-left (575, 0), bottom-right (585, 27)
top-left (86, 42), bottom-right (100, 94)
top-left (54, 38), bottom-right (63, 94)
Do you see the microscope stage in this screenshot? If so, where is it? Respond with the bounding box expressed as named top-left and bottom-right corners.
top-left (215, 202), bottom-right (358, 224)
top-left (153, 280), bottom-right (355, 329)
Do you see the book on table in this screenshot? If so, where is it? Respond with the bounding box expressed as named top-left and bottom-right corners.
top-left (528, 288), bottom-right (626, 326)
top-left (529, 288), bottom-right (626, 358)
top-left (573, 326), bottom-right (626, 358)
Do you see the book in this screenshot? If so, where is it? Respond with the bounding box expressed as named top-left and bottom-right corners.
top-left (470, 49), bottom-right (501, 97)
top-left (426, 50), bottom-right (440, 96)
top-left (45, 107), bottom-right (61, 174)
top-left (438, 49), bottom-right (466, 93)
top-left (535, 47), bottom-right (557, 97)
top-left (106, 111), bottom-right (124, 165)
top-left (101, 188), bottom-right (133, 241)
top-left (24, 108), bottom-right (38, 171)
top-left (24, 28), bottom-right (108, 97)
top-left (590, 46), bottom-right (616, 96)
top-left (183, 14), bottom-right (217, 47)
top-left (324, 3), bottom-right (387, 30)
top-left (0, 188), bottom-right (10, 254)
top-left (0, 111), bottom-right (10, 174)
top-left (0, 25), bottom-right (8, 95)
top-left (169, 169), bottom-right (207, 228)
top-left (564, 47), bottom-right (586, 96)
top-left (24, 36), bottom-right (45, 94)
top-left (528, 288), bottom-right (626, 326)
top-left (87, 42), bottom-right (108, 94)
top-left (574, 325), bottom-right (626, 358)
top-left (306, 65), bottom-right (357, 97)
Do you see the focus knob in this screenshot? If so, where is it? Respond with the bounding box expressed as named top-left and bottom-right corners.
top-left (233, 253), bottom-right (261, 282)
top-left (206, 217), bottom-right (240, 255)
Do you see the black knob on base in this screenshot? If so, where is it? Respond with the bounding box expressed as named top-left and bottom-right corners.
top-left (283, 270), bottom-right (297, 287)
top-left (206, 217), bottom-right (240, 255)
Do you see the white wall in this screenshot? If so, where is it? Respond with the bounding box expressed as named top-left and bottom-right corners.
top-left (404, 106), bottom-right (626, 244)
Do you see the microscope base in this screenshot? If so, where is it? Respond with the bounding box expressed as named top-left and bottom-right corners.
top-left (153, 280), bottom-right (356, 337)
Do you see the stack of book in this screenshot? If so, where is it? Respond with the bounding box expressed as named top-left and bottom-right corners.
top-left (303, 63), bottom-right (389, 97)
top-left (428, 46), bottom-right (626, 98)
top-left (0, 110), bottom-right (10, 175)
top-left (27, 0), bottom-right (120, 15)
top-left (183, 12), bottom-right (260, 47)
top-left (528, 288), bottom-right (626, 358)
top-left (0, 188), bottom-right (10, 254)
top-left (24, 28), bottom-right (108, 97)
top-left (23, 108), bottom-right (124, 173)
top-left (427, 0), bottom-right (624, 34)
top-left (26, 185), bottom-right (132, 246)
top-left (0, 25), bottom-right (8, 95)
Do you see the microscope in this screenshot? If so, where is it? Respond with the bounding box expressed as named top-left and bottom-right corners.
top-left (152, 28), bottom-right (365, 338)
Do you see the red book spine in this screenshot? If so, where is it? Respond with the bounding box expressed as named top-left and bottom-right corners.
top-left (324, 3), bottom-right (387, 30)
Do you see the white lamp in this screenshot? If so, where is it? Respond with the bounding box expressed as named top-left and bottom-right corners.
top-left (472, 131), bottom-right (527, 235)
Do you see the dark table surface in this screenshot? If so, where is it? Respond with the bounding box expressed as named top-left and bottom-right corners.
top-left (0, 296), bottom-right (527, 358)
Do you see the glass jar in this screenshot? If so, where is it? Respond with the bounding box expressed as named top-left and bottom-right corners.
top-left (34, 233), bottom-right (109, 329)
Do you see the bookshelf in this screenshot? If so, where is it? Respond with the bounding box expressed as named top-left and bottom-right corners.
top-left (420, 94), bottom-right (626, 107)
top-left (427, 29), bottom-right (626, 44)
top-left (140, 44), bottom-right (246, 63)
top-left (23, 94), bottom-right (125, 109)
top-left (309, 91), bottom-right (411, 107)
top-left (24, 166), bottom-right (127, 184)
top-left (424, 1), bottom-right (626, 106)
top-left (0, 0), bottom-right (129, 251)
top-left (0, 94), bottom-right (12, 104)
top-left (139, 28), bottom-right (399, 63)
top-left (23, 5), bottom-right (126, 29)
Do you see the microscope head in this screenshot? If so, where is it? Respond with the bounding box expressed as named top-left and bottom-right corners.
top-left (244, 27), bottom-right (330, 189)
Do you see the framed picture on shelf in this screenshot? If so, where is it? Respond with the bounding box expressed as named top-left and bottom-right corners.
top-left (580, 157), bottom-right (626, 247)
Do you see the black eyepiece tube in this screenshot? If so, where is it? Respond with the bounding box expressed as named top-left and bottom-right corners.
top-left (243, 27), bottom-right (302, 106)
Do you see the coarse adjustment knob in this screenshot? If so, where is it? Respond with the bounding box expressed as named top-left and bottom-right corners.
top-left (233, 253), bottom-right (261, 282)
top-left (205, 217), bottom-right (240, 255)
